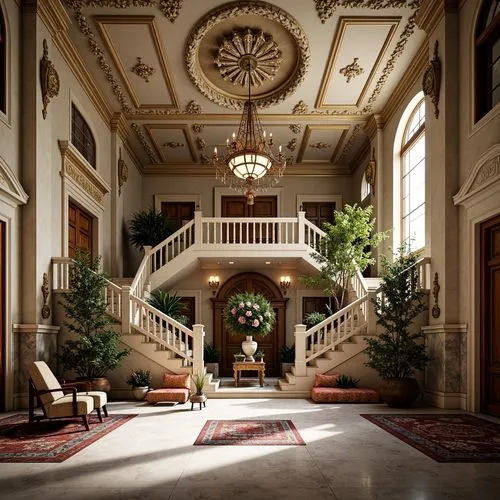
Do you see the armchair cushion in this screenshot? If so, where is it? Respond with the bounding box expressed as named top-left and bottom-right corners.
top-left (28, 361), bottom-right (64, 408)
top-left (313, 373), bottom-right (340, 388)
top-left (46, 394), bottom-right (94, 418)
top-left (162, 373), bottom-right (190, 389)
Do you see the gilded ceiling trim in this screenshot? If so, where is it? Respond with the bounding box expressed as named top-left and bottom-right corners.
top-left (144, 124), bottom-right (197, 163)
top-left (131, 57), bottom-right (155, 83)
top-left (337, 124), bottom-right (361, 163)
top-left (339, 57), bottom-right (364, 83)
top-left (131, 123), bottom-right (158, 163)
top-left (185, 1), bottom-right (310, 110)
top-left (289, 124), bottom-right (302, 134)
top-left (297, 124), bottom-right (349, 163)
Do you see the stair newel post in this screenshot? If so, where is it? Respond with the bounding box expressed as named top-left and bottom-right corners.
top-left (121, 285), bottom-right (131, 335)
top-left (366, 289), bottom-right (378, 335)
top-left (194, 209), bottom-right (202, 245)
top-left (298, 211), bottom-right (305, 245)
top-left (294, 324), bottom-right (308, 376)
top-left (192, 324), bottom-right (205, 375)
top-left (143, 245), bottom-right (152, 278)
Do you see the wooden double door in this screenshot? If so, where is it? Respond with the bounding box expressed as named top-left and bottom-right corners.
top-left (481, 214), bottom-right (500, 417)
top-left (213, 272), bottom-right (286, 377)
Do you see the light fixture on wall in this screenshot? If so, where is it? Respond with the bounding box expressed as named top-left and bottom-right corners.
top-left (208, 276), bottom-right (220, 296)
top-left (280, 276), bottom-right (291, 296)
top-left (212, 60), bottom-right (286, 206)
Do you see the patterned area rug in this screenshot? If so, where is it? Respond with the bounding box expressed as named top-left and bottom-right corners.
top-left (194, 420), bottom-right (305, 446)
top-left (362, 414), bottom-right (500, 462)
top-left (0, 414), bottom-right (136, 463)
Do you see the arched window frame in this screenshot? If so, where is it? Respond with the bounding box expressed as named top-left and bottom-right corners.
top-left (361, 172), bottom-right (371, 201)
top-left (71, 103), bottom-right (96, 168)
top-left (400, 98), bottom-right (426, 252)
top-left (475, 0), bottom-right (500, 122)
top-left (0, 5), bottom-right (6, 115)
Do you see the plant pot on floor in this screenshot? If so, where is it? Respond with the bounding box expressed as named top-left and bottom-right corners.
top-left (379, 377), bottom-right (420, 408)
top-left (132, 386), bottom-right (149, 401)
top-left (80, 377), bottom-right (111, 393)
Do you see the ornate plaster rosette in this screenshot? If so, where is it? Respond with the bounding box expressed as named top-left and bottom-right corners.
top-left (185, 1), bottom-right (310, 110)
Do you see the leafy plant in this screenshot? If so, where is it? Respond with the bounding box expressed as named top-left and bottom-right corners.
top-left (224, 292), bottom-right (276, 336)
top-left (280, 344), bottom-right (295, 363)
top-left (300, 204), bottom-right (388, 311)
top-left (335, 374), bottom-right (360, 388)
top-left (126, 369), bottom-right (152, 387)
top-left (203, 343), bottom-right (220, 363)
top-left (254, 350), bottom-right (264, 360)
top-left (146, 289), bottom-right (189, 326)
top-left (364, 245), bottom-right (430, 379)
top-left (128, 208), bottom-right (175, 249)
top-left (191, 371), bottom-right (206, 394)
top-left (304, 311), bottom-right (326, 328)
top-left (58, 250), bottom-right (130, 378)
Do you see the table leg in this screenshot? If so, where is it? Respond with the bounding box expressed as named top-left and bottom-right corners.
top-left (234, 367), bottom-right (238, 387)
top-left (259, 368), bottom-right (264, 387)
top-left (191, 403), bottom-right (194, 411)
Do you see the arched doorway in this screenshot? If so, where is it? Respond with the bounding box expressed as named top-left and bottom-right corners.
top-left (213, 272), bottom-right (287, 377)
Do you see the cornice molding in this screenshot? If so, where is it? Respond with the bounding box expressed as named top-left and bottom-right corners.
top-left (381, 39), bottom-right (428, 125)
top-left (38, 0), bottom-right (71, 37)
top-left (415, 0), bottom-right (459, 34)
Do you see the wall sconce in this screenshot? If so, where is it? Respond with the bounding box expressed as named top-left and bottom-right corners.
top-left (208, 276), bottom-right (220, 295)
top-left (280, 276), bottom-right (291, 296)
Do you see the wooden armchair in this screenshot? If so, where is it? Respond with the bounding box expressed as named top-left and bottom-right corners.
top-left (28, 361), bottom-right (107, 431)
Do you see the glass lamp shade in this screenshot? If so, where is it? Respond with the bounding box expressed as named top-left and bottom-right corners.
top-left (228, 152), bottom-right (272, 180)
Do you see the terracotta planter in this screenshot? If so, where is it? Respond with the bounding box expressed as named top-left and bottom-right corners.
top-left (89, 377), bottom-right (111, 393)
top-left (379, 377), bottom-right (420, 408)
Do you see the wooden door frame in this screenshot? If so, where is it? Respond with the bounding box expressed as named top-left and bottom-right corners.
top-left (214, 187), bottom-right (284, 216)
top-left (212, 272), bottom-right (287, 377)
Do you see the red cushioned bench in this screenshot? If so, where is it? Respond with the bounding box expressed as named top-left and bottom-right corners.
top-left (146, 373), bottom-right (190, 404)
top-left (310, 373), bottom-right (380, 404)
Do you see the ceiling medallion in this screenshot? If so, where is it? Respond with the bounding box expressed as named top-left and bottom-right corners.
top-left (215, 29), bottom-right (282, 88)
top-left (186, 1), bottom-right (310, 110)
top-left (339, 57), bottom-right (364, 83)
top-left (131, 57), bottom-right (155, 83)
top-left (310, 142), bottom-right (331, 149)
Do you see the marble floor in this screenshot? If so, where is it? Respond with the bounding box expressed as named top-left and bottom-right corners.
top-left (1, 399), bottom-right (500, 500)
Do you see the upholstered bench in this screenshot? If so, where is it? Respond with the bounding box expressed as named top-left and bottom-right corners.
top-left (146, 373), bottom-right (190, 404)
top-left (310, 373), bottom-right (380, 404)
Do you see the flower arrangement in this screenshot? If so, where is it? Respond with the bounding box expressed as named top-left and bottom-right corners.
top-left (223, 292), bottom-right (276, 337)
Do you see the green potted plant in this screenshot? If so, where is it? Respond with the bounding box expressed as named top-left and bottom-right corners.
top-left (128, 208), bottom-right (176, 250)
top-left (300, 204), bottom-right (387, 311)
top-left (58, 250), bottom-right (130, 392)
top-left (191, 371), bottom-right (206, 396)
top-left (364, 245), bottom-right (430, 407)
top-left (280, 344), bottom-right (295, 377)
top-left (234, 352), bottom-right (246, 362)
top-left (224, 292), bottom-right (276, 361)
top-left (126, 369), bottom-right (152, 401)
top-left (254, 350), bottom-right (264, 362)
top-left (204, 343), bottom-right (220, 379)
top-left (146, 289), bottom-right (189, 326)
top-left (335, 374), bottom-right (360, 389)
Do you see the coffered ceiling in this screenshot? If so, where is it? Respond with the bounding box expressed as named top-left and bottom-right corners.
top-left (63, 0), bottom-right (425, 175)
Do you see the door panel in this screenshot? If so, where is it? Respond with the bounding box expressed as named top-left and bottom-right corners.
top-left (481, 215), bottom-right (500, 417)
top-left (161, 202), bottom-right (195, 231)
top-left (68, 202), bottom-right (93, 258)
top-left (303, 202), bottom-right (336, 229)
top-left (0, 222), bottom-right (4, 411)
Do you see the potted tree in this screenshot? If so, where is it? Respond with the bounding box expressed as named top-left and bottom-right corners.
top-left (204, 343), bottom-right (220, 379)
top-left (364, 246), bottom-right (430, 407)
top-left (58, 251), bottom-right (130, 392)
top-left (128, 208), bottom-right (175, 249)
top-left (300, 204), bottom-right (387, 311)
top-left (126, 369), bottom-right (152, 401)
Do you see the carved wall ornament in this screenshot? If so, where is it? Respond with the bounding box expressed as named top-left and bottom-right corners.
top-left (131, 57), bottom-right (155, 83)
top-left (289, 124), bottom-right (302, 134)
top-left (215, 29), bottom-right (282, 88)
top-left (184, 101), bottom-right (202, 114)
top-left (432, 272), bottom-right (441, 318)
top-left (310, 142), bottom-right (331, 149)
top-left (186, 2), bottom-right (310, 110)
top-left (131, 123), bottom-right (158, 163)
top-left (422, 40), bottom-right (442, 119)
top-left (192, 124), bottom-right (204, 134)
top-left (41, 273), bottom-right (51, 319)
top-left (293, 100), bottom-right (309, 114)
top-left (164, 141), bottom-right (185, 149)
top-left (159, 0), bottom-right (184, 22)
top-left (339, 57), bottom-right (364, 83)
top-left (40, 39), bottom-right (60, 119)
top-left (470, 155), bottom-right (500, 192)
top-left (287, 138), bottom-right (297, 152)
top-left (338, 124), bottom-right (361, 162)
top-left (200, 153), bottom-right (211, 164)
top-left (118, 148), bottom-right (128, 196)
top-left (196, 137), bottom-right (207, 151)
top-left (365, 147), bottom-right (376, 195)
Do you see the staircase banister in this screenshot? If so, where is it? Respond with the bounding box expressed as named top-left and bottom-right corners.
top-left (130, 251), bottom-right (151, 296)
top-left (149, 218), bottom-right (195, 255)
top-left (303, 218), bottom-right (326, 237)
top-left (202, 216), bottom-right (299, 223)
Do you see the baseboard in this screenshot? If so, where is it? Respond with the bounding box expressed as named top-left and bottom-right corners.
top-left (423, 389), bottom-right (467, 410)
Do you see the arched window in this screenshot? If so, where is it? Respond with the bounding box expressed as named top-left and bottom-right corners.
top-left (400, 98), bottom-right (425, 252)
top-left (361, 172), bottom-right (371, 201)
top-left (71, 104), bottom-right (96, 168)
top-left (475, 0), bottom-right (500, 122)
top-left (0, 6), bottom-right (6, 114)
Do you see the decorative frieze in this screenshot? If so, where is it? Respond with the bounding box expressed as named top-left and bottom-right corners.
top-left (470, 155), bottom-right (500, 192)
top-left (338, 124), bottom-right (361, 162)
top-left (131, 123), bottom-right (158, 163)
top-left (292, 101), bottom-right (309, 114)
top-left (159, 0), bottom-right (184, 22)
top-left (184, 101), bottom-right (202, 114)
top-left (289, 124), bottom-right (302, 134)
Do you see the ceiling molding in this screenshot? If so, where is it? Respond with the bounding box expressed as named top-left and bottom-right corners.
top-left (144, 124), bottom-right (197, 163)
top-left (39, 0), bottom-right (71, 37)
top-left (296, 124), bottom-right (349, 163)
top-left (415, 0), bottom-right (459, 35)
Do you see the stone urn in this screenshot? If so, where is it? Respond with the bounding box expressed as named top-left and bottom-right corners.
top-left (132, 386), bottom-right (149, 401)
top-left (241, 335), bottom-right (258, 362)
top-left (379, 377), bottom-right (420, 408)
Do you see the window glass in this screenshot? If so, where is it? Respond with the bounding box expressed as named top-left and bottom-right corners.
top-left (71, 104), bottom-right (96, 168)
top-left (0, 7), bottom-right (6, 114)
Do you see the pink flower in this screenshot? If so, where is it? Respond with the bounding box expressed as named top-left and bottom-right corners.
top-left (252, 319), bottom-right (260, 327)
top-left (231, 308), bottom-right (237, 316)
top-left (245, 310), bottom-right (252, 317)
top-left (239, 302), bottom-right (244, 309)
top-left (253, 304), bottom-right (260, 310)
top-left (238, 316), bottom-right (246, 324)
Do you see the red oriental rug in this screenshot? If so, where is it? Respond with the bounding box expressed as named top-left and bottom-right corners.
top-left (361, 413), bottom-right (500, 462)
top-left (0, 414), bottom-right (136, 463)
top-left (194, 420), bottom-right (305, 446)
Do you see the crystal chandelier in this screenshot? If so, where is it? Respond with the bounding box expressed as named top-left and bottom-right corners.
top-left (212, 57), bottom-right (286, 205)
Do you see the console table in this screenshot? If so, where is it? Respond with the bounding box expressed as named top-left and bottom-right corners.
top-left (233, 361), bottom-right (265, 387)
